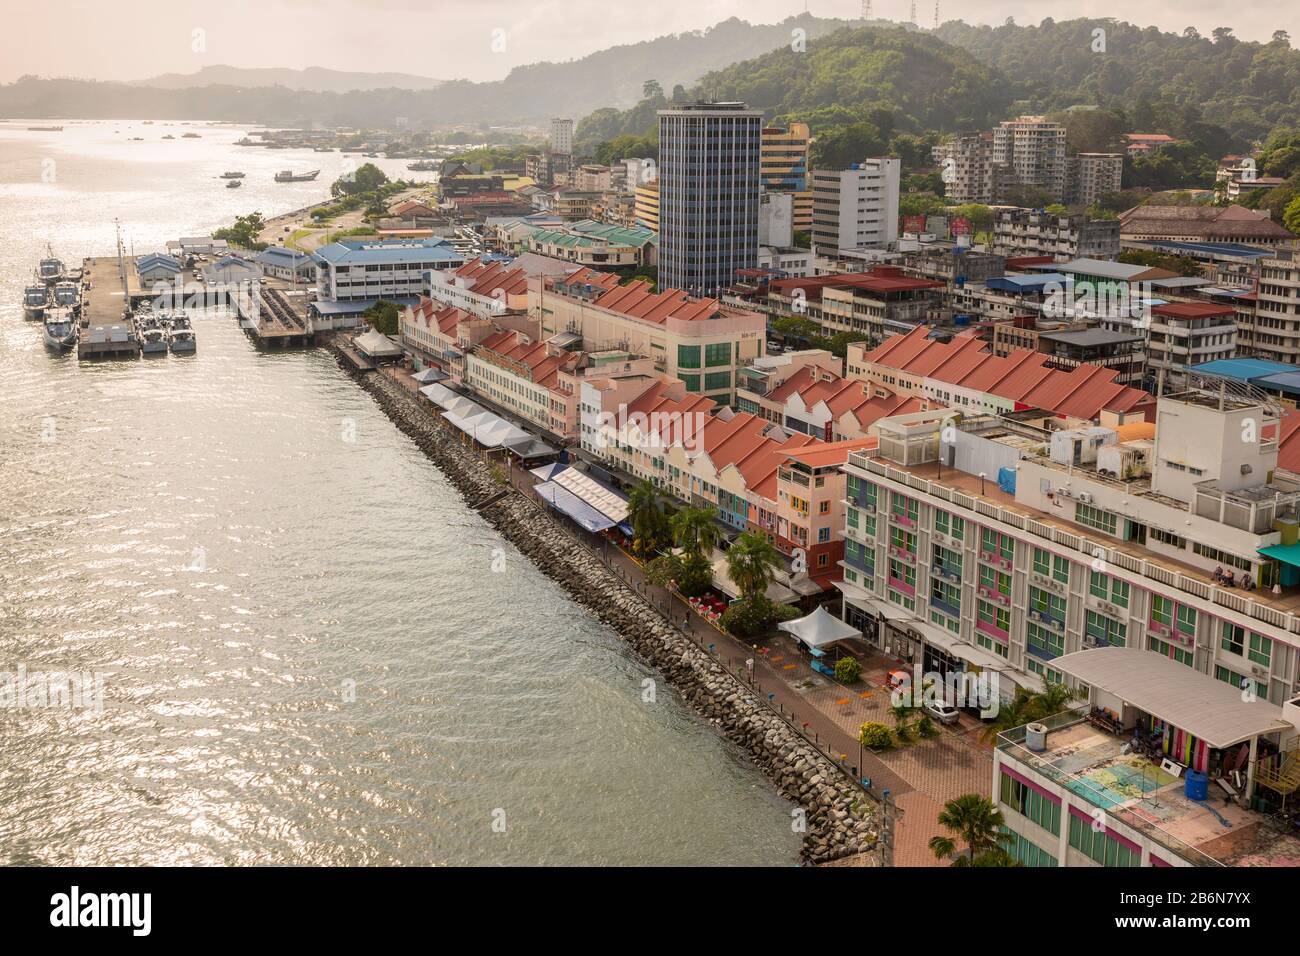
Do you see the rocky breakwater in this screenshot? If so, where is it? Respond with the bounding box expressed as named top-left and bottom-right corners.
top-left (346, 361), bottom-right (878, 864)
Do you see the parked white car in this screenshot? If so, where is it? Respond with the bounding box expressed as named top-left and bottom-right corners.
top-left (924, 699), bottom-right (960, 725)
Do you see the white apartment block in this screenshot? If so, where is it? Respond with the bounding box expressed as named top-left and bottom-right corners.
top-left (810, 159), bottom-right (900, 255)
top-left (1064, 153), bottom-right (1124, 207)
top-left (991, 116), bottom-right (1067, 202)
top-left (1244, 249), bottom-right (1300, 363)
top-left (550, 118), bottom-right (574, 156)
top-left (839, 385), bottom-right (1300, 865)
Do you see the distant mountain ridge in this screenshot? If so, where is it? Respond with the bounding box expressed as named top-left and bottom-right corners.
top-left (133, 65), bottom-right (447, 93)
top-left (0, 14), bottom-right (854, 126)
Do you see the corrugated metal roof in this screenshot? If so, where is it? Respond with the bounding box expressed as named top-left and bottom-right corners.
top-left (1051, 647), bottom-right (1289, 749)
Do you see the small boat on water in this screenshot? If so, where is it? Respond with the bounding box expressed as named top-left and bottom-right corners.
top-left (182, 132), bottom-right (200, 138)
top-left (28, 125), bottom-right (63, 132)
top-left (52, 281), bottom-right (79, 308)
top-left (22, 285), bottom-right (48, 320)
top-left (274, 169), bottom-right (320, 182)
top-left (168, 327), bottom-right (197, 353)
top-left (220, 171), bottom-right (245, 179)
top-left (407, 160), bottom-right (438, 171)
top-left (226, 179), bottom-right (242, 189)
top-left (43, 309), bottom-right (77, 352)
top-left (37, 248), bottom-right (66, 285)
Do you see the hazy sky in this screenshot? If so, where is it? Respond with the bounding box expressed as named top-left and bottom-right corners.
top-left (1, 0), bottom-right (1296, 84)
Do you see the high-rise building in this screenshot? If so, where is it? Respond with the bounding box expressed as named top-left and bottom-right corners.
top-left (761, 123), bottom-right (813, 231)
top-left (990, 115), bottom-right (1067, 202)
top-left (810, 159), bottom-right (901, 255)
top-left (658, 102), bottom-right (762, 296)
top-left (1064, 153), bottom-right (1124, 207)
top-left (633, 178), bottom-right (660, 232)
top-left (932, 133), bottom-right (994, 204)
top-left (550, 118), bottom-right (574, 156)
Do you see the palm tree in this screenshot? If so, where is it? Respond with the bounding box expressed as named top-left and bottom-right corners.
top-left (928, 793), bottom-right (1011, 866)
top-left (725, 531), bottom-right (783, 604)
top-left (980, 681), bottom-right (1080, 744)
top-left (670, 505), bottom-right (720, 559)
top-left (627, 480), bottom-right (668, 558)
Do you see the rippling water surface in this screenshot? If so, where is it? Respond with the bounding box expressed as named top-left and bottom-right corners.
top-left (0, 121), bottom-right (800, 865)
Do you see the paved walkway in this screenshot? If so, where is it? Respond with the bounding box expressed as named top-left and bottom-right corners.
top-left (379, 363), bottom-right (994, 865)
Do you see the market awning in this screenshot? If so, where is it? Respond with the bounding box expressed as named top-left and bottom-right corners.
top-left (778, 606), bottom-right (861, 648)
top-left (503, 435), bottom-right (559, 459)
top-left (529, 462), bottom-right (567, 481)
top-left (534, 480), bottom-right (616, 532)
top-left (410, 367), bottom-right (447, 385)
top-left (548, 468), bottom-right (628, 523)
top-left (1259, 543), bottom-right (1300, 567)
top-left (1052, 646), bottom-right (1290, 749)
top-left (419, 383), bottom-right (459, 407)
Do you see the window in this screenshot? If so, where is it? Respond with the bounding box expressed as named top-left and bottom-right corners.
top-left (934, 510), bottom-right (964, 541)
top-left (677, 344), bottom-right (700, 369)
top-left (888, 559), bottom-right (915, 590)
top-left (1216, 665), bottom-right (1250, 691)
top-left (979, 564), bottom-right (1011, 596)
top-left (1176, 604), bottom-right (1197, 637)
top-left (890, 527), bottom-right (916, 555)
top-left (933, 544), bottom-right (961, 576)
top-left (1068, 815), bottom-right (1141, 867)
top-left (1150, 527), bottom-right (1186, 550)
top-left (1222, 622), bottom-right (1244, 656)
top-left (1085, 610), bottom-right (1126, 647)
top-left (1075, 502), bottom-right (1119, 535)
top-left (999, 827), bottom-right (1056, 867)
top-left (1000, 773), bottom-right (1061, 836)
top-left (931, 578), bottom-right (961, 615)
top-left (704, 342), bottom-right (732, 367)
top-left (703, 371), bottom-right (731, 392)
top-left (891, 492), bottom-right (918, 523)
top-left (1088, 571), bottom-right (1130, 608)
top-left (1148, 636), bottom-right (1193, 667)
top-left (679, 373), bottom-right (700, 391)
top-left (978, 600), bottom-right (1010, 634)
top-left (975, 631), bottom-right (1009, 657)
top-left (1249, 633), bottom-right (1273, 668)
top-left (1151, 595), bottom-right (1173, 628)
top-left (819, 501), bottom-right (830, 515)
top-left (1027, 622), bottom-right (1064, 660)
top-left (847, 507), bottom-right (859, 531)
top-left (1032, 547), bottom-right (1068, 583)
top-left (1029, 587), bottom-right (1066, 623)
top-left (817, 527), bottom-right (830, 544)
top-left (981, 528), bottom-right (1014, 561)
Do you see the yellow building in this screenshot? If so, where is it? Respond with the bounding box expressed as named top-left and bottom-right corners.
top-left (634, 178), bottom-right (660, 232)
top-left (761, 123), bottom-right (812, 232)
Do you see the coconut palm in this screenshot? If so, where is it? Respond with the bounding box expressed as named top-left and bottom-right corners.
top-left (627, 479), bottom-right (669, 558)
top-left (980, 681), bottom-right (1080, 744)
top-left (928, 793), bottom-right (1012, 866)
top-left (725, 530), bottom-right (783, 604)
top-left (670, 505), bottom-right (720, 558)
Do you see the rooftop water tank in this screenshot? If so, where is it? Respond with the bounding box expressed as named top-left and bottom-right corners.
top-left (1184, 770), bottom-right (1208, 801)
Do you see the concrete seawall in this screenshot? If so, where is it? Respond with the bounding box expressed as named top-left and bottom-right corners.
top-left (344, 358), bottom-right (879, 865)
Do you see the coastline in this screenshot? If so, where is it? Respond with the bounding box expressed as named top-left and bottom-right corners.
top-left (336, 349), bottom-right (879, 865)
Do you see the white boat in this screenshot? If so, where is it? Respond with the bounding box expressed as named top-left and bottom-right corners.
top-left (220, 171), bottom-right (246, 179)
top-left (139, 326), bottom-right (168, 354)
top-left (167, 327), bottom-right (196, 353)
top-left (22, 284), bottom-right (48, 320)
top-left (37, 246), bottom-right (66, 284)
top-left (52, 281), bottom-right (78, 307)
top-left (43, 309), bottom-right (76, 352)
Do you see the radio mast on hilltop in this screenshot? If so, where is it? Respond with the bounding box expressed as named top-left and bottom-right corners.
top-left (935, 1), bottom-right (940, 28)
top-left (909, 1), bottom-right (917, 24)
top-left (861, 0), bottom-right (871, 19)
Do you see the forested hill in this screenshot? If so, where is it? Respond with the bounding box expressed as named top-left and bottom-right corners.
top-left (0, 15), bottom-right (856, 127)
top-left (578, 19), bottom-right (1300, 155)
top-left (934, 19), bottom-right (1300, 145)
top-left (576, 24), bottom-right (1011, 154)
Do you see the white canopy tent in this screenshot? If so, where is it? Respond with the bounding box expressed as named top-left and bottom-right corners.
top-left (778, 606), bottom-right (861, 649)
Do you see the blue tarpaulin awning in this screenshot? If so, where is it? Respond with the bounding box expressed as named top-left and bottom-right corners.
top-left (534, 480), bottom-right (616, 532)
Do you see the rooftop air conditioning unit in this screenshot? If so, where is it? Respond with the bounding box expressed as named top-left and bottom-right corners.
top-left (1078, 492), bottom-right (1093, 504)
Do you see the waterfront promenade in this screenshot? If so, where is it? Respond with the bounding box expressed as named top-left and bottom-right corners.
top-left (378, 364), bottom-right (992, 866)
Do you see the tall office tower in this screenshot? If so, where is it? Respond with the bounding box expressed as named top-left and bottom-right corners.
top-left (810, 158), bottom-right (901, 254)
top-left (550, 118), bottom-right (574, 156)
top-left (761, 122), bottom-right (813, 231)
top-left (658, 102), bottom-right (762, 296)
top-left (990, 115), bottom-right (1067, 202)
